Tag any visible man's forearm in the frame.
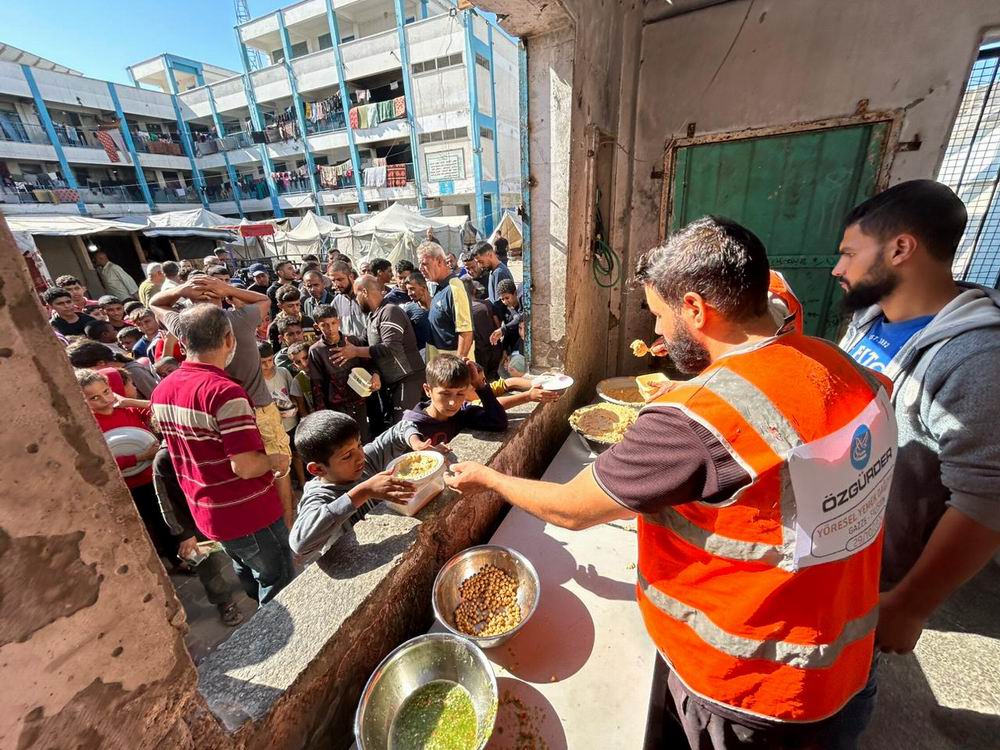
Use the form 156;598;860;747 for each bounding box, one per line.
891;507;1000;616
457;331;473;358
149;287;185;316
225;286;268;305
477;467;630;531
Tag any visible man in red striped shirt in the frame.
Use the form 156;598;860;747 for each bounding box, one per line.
151;304;294;605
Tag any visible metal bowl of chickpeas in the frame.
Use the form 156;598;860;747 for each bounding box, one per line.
433;545;541;649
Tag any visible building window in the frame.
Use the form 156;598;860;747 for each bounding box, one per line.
475;53;490;71
290;41;309;59
418;126;469;144
479;126;494;141
318;33;333;50
413;53;463;75
271;49;285;64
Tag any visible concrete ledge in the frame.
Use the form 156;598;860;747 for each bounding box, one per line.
192;402;560;748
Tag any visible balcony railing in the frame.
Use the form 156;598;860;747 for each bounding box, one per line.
150;184;202;204
305;109;347;136
79;183;148;204
273;171;313;195
53;125;105;150
0;120;51;146
132;132;185;156
349;97;406;130
192;130;256;156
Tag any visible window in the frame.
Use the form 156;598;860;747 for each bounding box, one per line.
314;155;329;166
418;126;469;144
290;41;309;59
271;49;285;64
412;53;463;75
479;126;494;141
475;53;490;71
318;33;333;50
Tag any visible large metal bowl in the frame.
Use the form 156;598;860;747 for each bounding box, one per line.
596;376;645;408
355;632;498;750
433;545;540;649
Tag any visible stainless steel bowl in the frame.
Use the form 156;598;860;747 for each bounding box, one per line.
355;632;498;750
433;545;541;649
596;376;644;408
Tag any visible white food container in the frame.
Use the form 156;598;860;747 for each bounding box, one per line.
348;367;373;397
383;450;447;517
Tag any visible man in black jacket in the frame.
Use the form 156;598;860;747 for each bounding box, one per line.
333;274;426;424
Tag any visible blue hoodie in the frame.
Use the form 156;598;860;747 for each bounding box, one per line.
400;385;508;446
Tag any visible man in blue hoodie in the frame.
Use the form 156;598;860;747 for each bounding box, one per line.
835;180;1000;666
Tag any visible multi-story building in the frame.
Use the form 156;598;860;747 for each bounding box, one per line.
0;0;522;233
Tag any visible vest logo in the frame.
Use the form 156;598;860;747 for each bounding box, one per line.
851;425;873;470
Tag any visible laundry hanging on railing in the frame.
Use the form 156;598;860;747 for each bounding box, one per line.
348;96;406;131
317;160;355;190
95;128;131;164
386;164;409;188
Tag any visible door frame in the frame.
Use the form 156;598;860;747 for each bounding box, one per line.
657;110;905;242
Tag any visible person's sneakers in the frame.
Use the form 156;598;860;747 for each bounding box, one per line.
217;602;243;627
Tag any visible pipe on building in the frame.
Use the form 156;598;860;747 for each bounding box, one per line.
393;0;427;210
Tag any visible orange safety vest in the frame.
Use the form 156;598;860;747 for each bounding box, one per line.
636;334;893;723
769;270;805;334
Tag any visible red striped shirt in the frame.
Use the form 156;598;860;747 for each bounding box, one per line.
150;361;282;541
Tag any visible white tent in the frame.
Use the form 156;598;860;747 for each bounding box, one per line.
265;211;352;259
4;215;150;236
488;209;523;252
344;203;466;263
142;208;234;238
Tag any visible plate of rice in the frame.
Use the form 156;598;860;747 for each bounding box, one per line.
568;403;638;453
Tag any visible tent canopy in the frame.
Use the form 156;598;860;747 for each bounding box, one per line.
3;215;148;236
488;210;523;251
349;202;458;235
142;208;234;238
285;211;351;241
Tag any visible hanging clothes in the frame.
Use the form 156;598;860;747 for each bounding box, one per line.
393;96;406;118
95;130;120;162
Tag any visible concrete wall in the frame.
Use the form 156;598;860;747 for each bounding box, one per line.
615;0;1000;373
0;220;198;749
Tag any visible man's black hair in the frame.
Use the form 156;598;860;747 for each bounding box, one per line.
370;257;392;275
844;179;968;262
42;287;71;305
276;316;303;334
302;254;319;262
117;326;142;344
84;320;113;340
295;411;361;465
425;354;471;389
55;275;81;288
67;340;120;367
257;341;275;358
276;284;301;303
497;278;517;296
634;216;770;323
162;261;179;276
312;304;339;322
406;270;428;288
123;300;144;316
394;259;415;275
473;241;495;257
98;295;122;307
275;259;294;271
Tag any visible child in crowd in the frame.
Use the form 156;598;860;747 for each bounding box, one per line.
98;296;129;332
286;342;313;417
123;301;145;320
289;411;417;557
401;354;508;450
85;319;121;347
489;278;524;355
45;287;95;337
130;308;161;359
154;356;180;379
55;274;97;312
268;284;317;350
274;317;305;373
74;368;175;565
259;341;305;499
308;304;380;441
116;326;143;354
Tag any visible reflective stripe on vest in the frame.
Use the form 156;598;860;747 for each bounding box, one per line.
638;572;878;669
644;366;803;571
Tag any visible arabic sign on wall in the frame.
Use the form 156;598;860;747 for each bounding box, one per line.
425;149;466;182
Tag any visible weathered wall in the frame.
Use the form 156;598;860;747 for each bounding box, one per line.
0;218;198;749
616;0;1000;372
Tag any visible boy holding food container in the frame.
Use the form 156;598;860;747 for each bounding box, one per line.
289;411;419;557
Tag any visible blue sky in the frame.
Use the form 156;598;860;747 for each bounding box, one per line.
0;0;292;84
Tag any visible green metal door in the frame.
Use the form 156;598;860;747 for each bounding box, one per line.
670;122;890;339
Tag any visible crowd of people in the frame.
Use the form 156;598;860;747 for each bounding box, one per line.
47;237;549;627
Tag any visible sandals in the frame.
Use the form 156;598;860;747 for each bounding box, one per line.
217;602;244;627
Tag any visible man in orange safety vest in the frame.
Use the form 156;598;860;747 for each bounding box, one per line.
447;216;897;748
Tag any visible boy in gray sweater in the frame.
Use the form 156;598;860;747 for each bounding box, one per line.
289;411;417;557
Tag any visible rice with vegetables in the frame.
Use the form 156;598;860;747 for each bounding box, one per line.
395;454;440;481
